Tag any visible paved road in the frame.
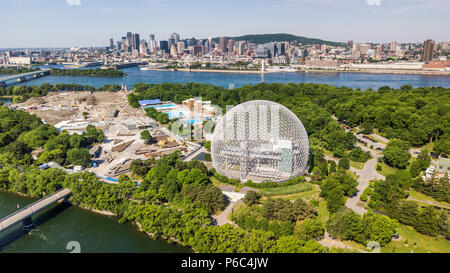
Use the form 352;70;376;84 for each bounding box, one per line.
318;232;367;253
212;187;257;226
345;143;385;215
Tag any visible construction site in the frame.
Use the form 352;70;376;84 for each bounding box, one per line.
14;90;201;182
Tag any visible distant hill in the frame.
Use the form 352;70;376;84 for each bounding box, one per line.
211;33;343;46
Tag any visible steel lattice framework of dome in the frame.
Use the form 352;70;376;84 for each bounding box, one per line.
211;100;309;183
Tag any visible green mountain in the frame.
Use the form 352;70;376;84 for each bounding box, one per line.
212;33;343;46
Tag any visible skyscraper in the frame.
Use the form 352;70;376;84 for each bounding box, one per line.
131;33;140;50
422;39;434;62
170;33;180;44
126;32;132;50
170;44;177;57
227;39;235;54
219;37;228;52
159;40;169;53
148;34;156;53
177;41;186;55
109;38;114;49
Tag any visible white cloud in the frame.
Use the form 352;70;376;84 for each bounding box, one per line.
66;0;81;6
367;0;381;6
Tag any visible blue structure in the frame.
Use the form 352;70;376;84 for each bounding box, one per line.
138;99;161;107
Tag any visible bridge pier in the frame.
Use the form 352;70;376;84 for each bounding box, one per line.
22;216;33;230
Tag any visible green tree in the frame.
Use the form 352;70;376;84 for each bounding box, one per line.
66;148;91;167
383;140;411;169
363;211;398;246
140;130;153;144
243;191;261;206
338;156;350;170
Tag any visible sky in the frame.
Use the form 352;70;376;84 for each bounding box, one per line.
1;0;450;48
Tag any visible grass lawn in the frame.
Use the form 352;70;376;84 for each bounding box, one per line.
331;223;450;253
375;162;397;177
317;200;329;225
408;189;450;209
310;143;334;157
259;182;314;196
350;161;365;170
382;224;450;253
210;176;233;188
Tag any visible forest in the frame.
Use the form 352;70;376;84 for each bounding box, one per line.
129;82;449;156
0;81;448;252
49;68;126;77
0;67;40;74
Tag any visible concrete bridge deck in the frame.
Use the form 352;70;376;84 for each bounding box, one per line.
0;68;50;84
0;188;72;232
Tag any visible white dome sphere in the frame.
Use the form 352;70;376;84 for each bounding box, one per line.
211;100;309;183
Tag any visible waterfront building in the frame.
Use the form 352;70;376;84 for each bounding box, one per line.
423;39;435;62
255;46;270;58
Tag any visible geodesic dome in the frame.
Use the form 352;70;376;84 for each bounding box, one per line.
211;100;309;183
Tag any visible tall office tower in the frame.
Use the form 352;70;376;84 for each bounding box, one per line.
140;42;148;55
276;42;285;56
422;39;435;62
237;41;245;55
126;32;132;50
264;42;277;58
121;36;127;49
192;45;203;56
159;40;169;53
116;41;122;51
170;33;180;44
149;34;155;41
170;44;178;57
168;38;176;49
219;37;228;52
227;39;235;54
131;33;140;50
177;41;186;55
148;40;157;53
109;38;114;49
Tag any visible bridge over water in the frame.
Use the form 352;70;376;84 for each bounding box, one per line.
0;188;72;232
0;68;50;87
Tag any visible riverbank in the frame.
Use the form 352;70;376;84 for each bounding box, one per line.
150;67;450;76
0;189;193;252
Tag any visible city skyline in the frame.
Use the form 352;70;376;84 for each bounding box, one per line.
2;0;450;48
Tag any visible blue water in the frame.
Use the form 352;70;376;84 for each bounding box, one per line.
145;104;176;109
185;119;203;124
12;65;450;90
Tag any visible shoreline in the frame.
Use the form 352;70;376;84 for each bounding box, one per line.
146;67;450;76
0;189;193;252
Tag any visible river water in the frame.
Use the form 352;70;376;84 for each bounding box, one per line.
0;191;190;253
13;65;450;89
2;66;450;253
